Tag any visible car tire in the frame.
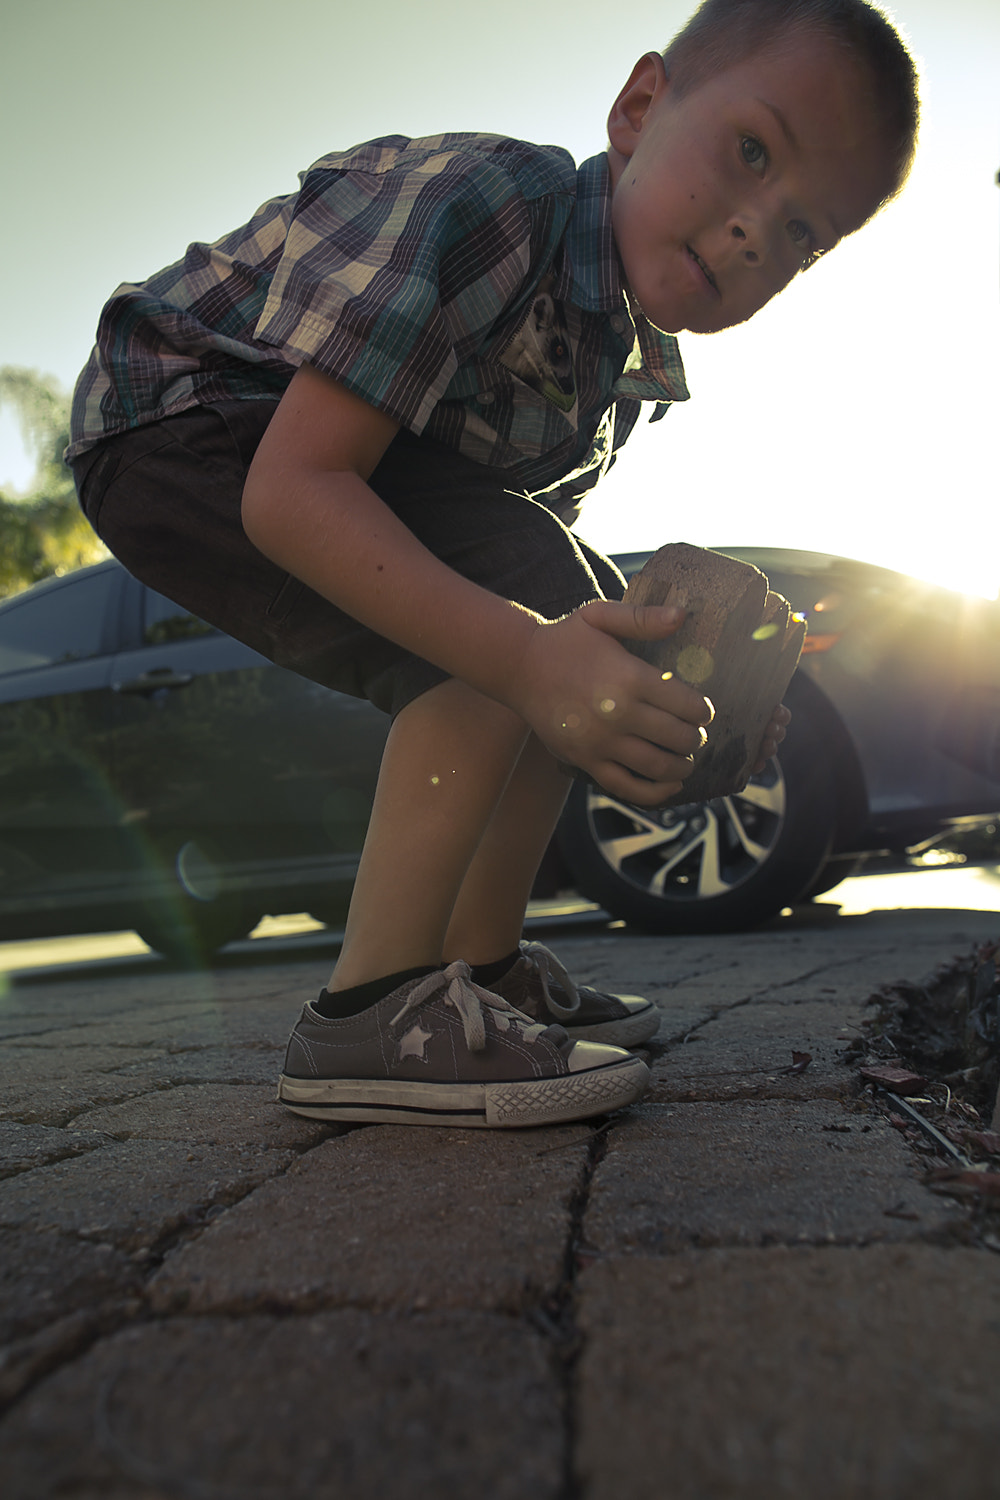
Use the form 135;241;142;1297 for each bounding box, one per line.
556;672;840;934
133;836;260;964
800;854;866;901
135;898;259;965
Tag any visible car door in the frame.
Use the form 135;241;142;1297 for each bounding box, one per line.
0;562;134;933
108;579;390;912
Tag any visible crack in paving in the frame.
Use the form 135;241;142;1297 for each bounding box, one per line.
522;1118;615;1500
0;1127;343;1413
647;942;909;1058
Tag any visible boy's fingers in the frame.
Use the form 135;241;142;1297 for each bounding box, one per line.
592;762;686;808
750;704;792;772
610;734;698;786
751;702;792;769
579;598;685;641
628;703;707;758
579;601;715;725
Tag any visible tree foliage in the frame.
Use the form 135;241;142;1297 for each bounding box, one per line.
0;367;108;599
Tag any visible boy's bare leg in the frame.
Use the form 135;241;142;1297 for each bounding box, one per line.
328;677;529;991
442;733;572;968
440;705;794;970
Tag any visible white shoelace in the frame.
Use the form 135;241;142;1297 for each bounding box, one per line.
519;941;581;1021
390;960;539;1054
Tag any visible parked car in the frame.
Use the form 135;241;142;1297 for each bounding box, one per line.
1;549;998;959
561;549;1000;931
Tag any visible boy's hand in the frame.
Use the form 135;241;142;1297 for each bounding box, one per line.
750;703;792;774
511;600;714;806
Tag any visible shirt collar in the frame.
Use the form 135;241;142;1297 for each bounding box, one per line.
555;152;689;404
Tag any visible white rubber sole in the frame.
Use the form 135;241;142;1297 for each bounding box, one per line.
277;1054;649;1128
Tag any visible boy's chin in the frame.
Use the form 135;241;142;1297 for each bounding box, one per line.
628;287;730;338
658;303;762;337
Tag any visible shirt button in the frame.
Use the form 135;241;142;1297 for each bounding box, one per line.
478;391;495;405
610;315;626;333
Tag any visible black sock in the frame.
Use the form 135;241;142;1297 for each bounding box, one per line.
470;949;522;988
313;965;438;1018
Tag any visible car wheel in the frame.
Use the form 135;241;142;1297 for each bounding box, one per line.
133;837;260;964
800;855;866;901
556;674;839;934
135;898;259;966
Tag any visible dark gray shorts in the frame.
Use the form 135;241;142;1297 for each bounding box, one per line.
72;399;625;717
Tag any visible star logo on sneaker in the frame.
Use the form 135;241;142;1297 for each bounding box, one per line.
397;1022;434;1064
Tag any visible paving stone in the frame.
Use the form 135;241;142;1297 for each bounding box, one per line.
71;1083;334;1149
649;1000;860;1101
0;1074;159;1128
0;1014;75;1042
0;1139;296;1251
150;1124;589;1315
111;1042;285;1087
0;1227;140;1345
0;1310;562;1500
0;1043;164;1080
584;1101;961;1253
643;993;722;1044
576;1246;1000;1500
5;1004;293;1054
569;934;913;1022
2;913;998;1495
0;1121;108;1179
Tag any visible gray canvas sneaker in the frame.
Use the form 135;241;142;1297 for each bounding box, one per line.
278;960;649;1128
485;941;660;1049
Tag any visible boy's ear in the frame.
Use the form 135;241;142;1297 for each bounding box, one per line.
607;53;667;158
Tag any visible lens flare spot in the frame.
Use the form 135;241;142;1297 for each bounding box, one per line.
660;671;674;682
561;713;581;732
752;623;779;642
676;645;714;684
599;697;617;715
430;775;440;786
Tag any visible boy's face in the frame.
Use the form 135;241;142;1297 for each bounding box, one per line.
607;31;894;335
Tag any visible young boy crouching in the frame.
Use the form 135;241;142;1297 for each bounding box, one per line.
68;0;918;1128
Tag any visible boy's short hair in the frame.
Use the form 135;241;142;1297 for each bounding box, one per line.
661;0;919;211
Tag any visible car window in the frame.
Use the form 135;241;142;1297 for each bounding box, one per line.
143;590;217;645
0;568;116;674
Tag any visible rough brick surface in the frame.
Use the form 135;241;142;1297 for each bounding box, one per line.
0;1311;562;1500
585;1101;961;1251
577;1247;1000;1500
149;1124;589;1315
1;907;998;1494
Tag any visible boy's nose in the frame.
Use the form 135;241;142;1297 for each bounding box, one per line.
730;223;760;265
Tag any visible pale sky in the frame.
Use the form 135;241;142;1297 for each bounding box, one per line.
2;0;998;595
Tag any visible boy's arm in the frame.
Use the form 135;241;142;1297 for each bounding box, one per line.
242;364;713;806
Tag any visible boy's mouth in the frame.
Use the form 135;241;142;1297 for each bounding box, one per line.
688;246;718;295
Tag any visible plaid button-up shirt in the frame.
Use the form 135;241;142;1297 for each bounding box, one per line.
69;134;688;513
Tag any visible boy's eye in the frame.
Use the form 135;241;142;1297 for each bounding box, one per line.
740;136;767;173
787;218;821;268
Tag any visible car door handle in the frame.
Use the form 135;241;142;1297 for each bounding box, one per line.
114;669;195;694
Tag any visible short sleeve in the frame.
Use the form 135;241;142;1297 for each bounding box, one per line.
253;147;538;433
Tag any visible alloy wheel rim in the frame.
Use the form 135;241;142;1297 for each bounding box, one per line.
584;761;787;903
